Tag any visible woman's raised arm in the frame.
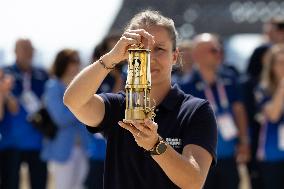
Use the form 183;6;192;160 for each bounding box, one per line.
63;29;155;127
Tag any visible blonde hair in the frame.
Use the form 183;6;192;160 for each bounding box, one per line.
261;44;284;94
125;10;178;51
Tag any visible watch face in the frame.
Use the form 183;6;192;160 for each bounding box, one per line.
157;142;167;154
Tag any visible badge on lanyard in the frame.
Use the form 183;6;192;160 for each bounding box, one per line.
94;133;105;139
217;113;238;141
21;90;41;115
20;73;41;115
278;124;284;151
204;81;238;141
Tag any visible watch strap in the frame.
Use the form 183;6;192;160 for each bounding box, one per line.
149;136;167;155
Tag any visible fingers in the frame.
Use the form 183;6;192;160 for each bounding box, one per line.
236;144;251;163
118;118;158;138
124;29;155;48
120;36;139;46
129;29;155;46
130;120;152;136
119;120;159;151
118;121;146;138
123;32;142;44
4;75;13;84
0;73;13;93
144;118;158;132
0;70;3;79
118;120;155;137
118;121;136;134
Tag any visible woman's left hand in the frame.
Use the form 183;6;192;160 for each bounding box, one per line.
118;118;159;151
236;143;251;164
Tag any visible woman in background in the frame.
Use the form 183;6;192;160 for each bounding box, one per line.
255;44;284;189
85;34;124;189
41;49;89;189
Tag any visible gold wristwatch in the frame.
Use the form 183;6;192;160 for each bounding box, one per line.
149;136;167;156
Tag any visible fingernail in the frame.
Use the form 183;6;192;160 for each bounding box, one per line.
118;121;122;125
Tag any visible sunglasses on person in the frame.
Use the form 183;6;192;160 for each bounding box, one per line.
276;23;284;30
209;47;220;54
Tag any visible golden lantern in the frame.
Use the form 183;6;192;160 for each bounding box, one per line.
123;44;155;123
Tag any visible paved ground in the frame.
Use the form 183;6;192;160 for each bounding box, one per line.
20;163;54;189
20;163;251;189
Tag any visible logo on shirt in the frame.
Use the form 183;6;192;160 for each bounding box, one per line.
165;138;182;149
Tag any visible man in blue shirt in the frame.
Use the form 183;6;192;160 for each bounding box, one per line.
1;39;48;189
0;70;18;188
180;33;250;189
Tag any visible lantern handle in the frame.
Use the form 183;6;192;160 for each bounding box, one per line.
145;98;156;121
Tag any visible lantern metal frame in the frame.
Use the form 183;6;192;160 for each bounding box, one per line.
123;47;155;123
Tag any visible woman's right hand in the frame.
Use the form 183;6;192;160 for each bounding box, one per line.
278;77;284;97
104;29;155;65
0;70;14;96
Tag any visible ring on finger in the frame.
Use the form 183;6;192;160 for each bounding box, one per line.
136;131;141;137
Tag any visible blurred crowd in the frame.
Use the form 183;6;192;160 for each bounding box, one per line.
0;16;284;189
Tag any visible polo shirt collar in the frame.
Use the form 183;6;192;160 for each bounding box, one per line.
13;63;34;75
191;69;221;90
158;84;185;111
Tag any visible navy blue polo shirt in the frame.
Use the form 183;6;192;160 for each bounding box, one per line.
86;85;217;189
97;75;116;93
88;75;115;160
180;70;240;158
0;109;13;150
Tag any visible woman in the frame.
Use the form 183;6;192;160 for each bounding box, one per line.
85;35;124;189
254;44;284;189
64;10;217;189
41;49;89;189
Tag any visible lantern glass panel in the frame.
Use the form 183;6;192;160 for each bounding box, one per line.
131;91;145;109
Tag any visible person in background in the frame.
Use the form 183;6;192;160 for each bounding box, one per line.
180;33;250;189
0;70;18;188
171;40;194;84
64;10;217;189
0;70;17;120
41;49;89;189
85;34;124;189
243;17;284;189
2;38;48;189
91;33;124;94
247;17;284;81
254;44;284;189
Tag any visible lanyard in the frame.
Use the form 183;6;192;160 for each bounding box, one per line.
23;73;31;91
204;81;229;113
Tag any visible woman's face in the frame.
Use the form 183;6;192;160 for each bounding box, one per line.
273;52;284;81
145;25;178;86
65;55;81;78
